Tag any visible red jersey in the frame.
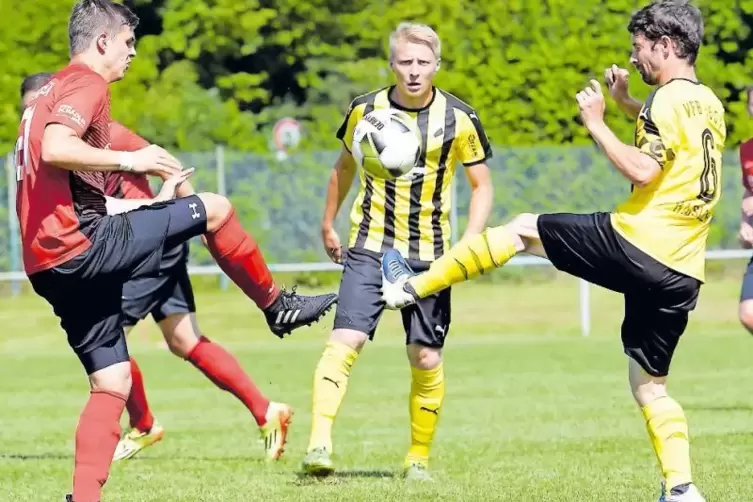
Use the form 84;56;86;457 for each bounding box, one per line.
741;138;753;192
105;121;154;200
15;64;112;275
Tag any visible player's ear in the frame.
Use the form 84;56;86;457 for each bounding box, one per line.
96;33;108;55
436;58;441;71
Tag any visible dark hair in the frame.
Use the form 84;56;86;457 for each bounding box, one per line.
628;1;703;64
68;0;139;56
20;72;53;97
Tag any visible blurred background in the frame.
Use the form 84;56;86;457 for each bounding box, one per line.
1;0;753;311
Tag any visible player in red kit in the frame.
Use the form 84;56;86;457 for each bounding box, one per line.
15;2;336;500
738;87;753;332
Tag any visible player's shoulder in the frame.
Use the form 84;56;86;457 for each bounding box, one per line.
348;87;389;110
649;79;722;111
54;64;108;89
436;88;478;118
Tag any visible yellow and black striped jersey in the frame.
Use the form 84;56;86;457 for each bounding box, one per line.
611;78;726;282
337;86;492;262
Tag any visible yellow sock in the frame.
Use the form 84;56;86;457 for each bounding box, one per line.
308;341;359;453
407;364;445;465
642;396;692;490
411;226;517;298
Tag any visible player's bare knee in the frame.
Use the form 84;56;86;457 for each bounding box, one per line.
407;344;442;370
628;359;667;406
89;361;132;396
159;314;200;358
330;329;368;352
197;192;232;231
506;213;540;252
739;301;753;333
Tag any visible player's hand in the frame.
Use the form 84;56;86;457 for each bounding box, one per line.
604;64;631;102
322;225;344;264
130;145;184;177
739;221;753;249
576;79;606;127
154;168;195;202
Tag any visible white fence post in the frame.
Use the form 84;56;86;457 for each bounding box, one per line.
579;279;590;337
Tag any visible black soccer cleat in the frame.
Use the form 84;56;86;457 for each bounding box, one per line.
264;286;338;338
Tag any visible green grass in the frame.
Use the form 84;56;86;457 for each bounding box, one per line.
0;268;752;501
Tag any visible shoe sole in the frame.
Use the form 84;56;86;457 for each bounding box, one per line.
266;406;293;461
113;429;165;461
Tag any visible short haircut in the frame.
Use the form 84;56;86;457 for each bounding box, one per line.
20;72;53;97
388;22;441;63
628;1;703;64
68;0;139;56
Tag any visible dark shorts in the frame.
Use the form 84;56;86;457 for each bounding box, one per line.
537;212;701;377
333;247;451;348
121;242;196;327
28;195;208;375
741;257;753;302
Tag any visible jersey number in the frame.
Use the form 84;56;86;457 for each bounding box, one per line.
697;128;718;203
14;105;35;182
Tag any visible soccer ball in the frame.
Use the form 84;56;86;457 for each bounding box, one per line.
352;108;422;180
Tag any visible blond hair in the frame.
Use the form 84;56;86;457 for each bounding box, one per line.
388;22;441;63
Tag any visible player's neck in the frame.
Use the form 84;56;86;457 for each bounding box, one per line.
390;87;434;110
657;64;697;86
69;55;111;82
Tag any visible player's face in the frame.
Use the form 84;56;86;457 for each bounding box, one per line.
101;26;137;83
629;33;663;85
21;92;34;111
390;41;437;100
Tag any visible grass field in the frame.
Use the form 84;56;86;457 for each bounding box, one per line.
1;267;752;501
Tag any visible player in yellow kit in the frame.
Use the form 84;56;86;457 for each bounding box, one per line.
382;2;719;501
302;22;494;480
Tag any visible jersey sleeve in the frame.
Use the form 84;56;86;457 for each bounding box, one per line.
740;139;753;192
636;93;680;168
335;101;366;153
120;173;155;199
47;73;109;138
110;121;150;151
455;110;493;166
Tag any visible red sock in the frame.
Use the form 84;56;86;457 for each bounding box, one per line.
73;390;127;502
204;209;279;310
126;358;154;432
187;336;270;426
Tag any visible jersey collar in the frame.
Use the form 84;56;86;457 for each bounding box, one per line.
387;85;437;112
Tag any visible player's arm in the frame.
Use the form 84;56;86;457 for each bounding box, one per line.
457;111;494;239
105;169;194;215
321;102;362;229
578;81;661;187
42;76;181;175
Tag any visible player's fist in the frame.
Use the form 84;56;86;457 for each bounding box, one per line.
321;225;344;264
576;79;605;127
128;144;184;177
604;64;631;102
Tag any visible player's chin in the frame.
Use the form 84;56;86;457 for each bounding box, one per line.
404;83;424;95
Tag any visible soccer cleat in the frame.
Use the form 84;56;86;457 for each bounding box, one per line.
403;460;432;482
260;402;293;460
302;447;335;477
381;249;419;310
264;286;338;338
112;420;165;461
659;482;706;502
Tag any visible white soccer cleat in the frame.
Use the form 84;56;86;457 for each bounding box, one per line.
659;482;706;502
380;249;419;310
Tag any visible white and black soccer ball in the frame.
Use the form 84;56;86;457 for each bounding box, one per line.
352;108;422;180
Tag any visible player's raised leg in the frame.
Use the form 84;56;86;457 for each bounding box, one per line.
381;214;541;308
189;193;337;337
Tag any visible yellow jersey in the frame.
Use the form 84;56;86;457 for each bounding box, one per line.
337;86;492;262
611;78;726;282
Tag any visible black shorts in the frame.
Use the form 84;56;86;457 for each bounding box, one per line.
333;247;451;348
28;195;208;375
121;242;196;327
537;212;701;377
741;257;753;302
